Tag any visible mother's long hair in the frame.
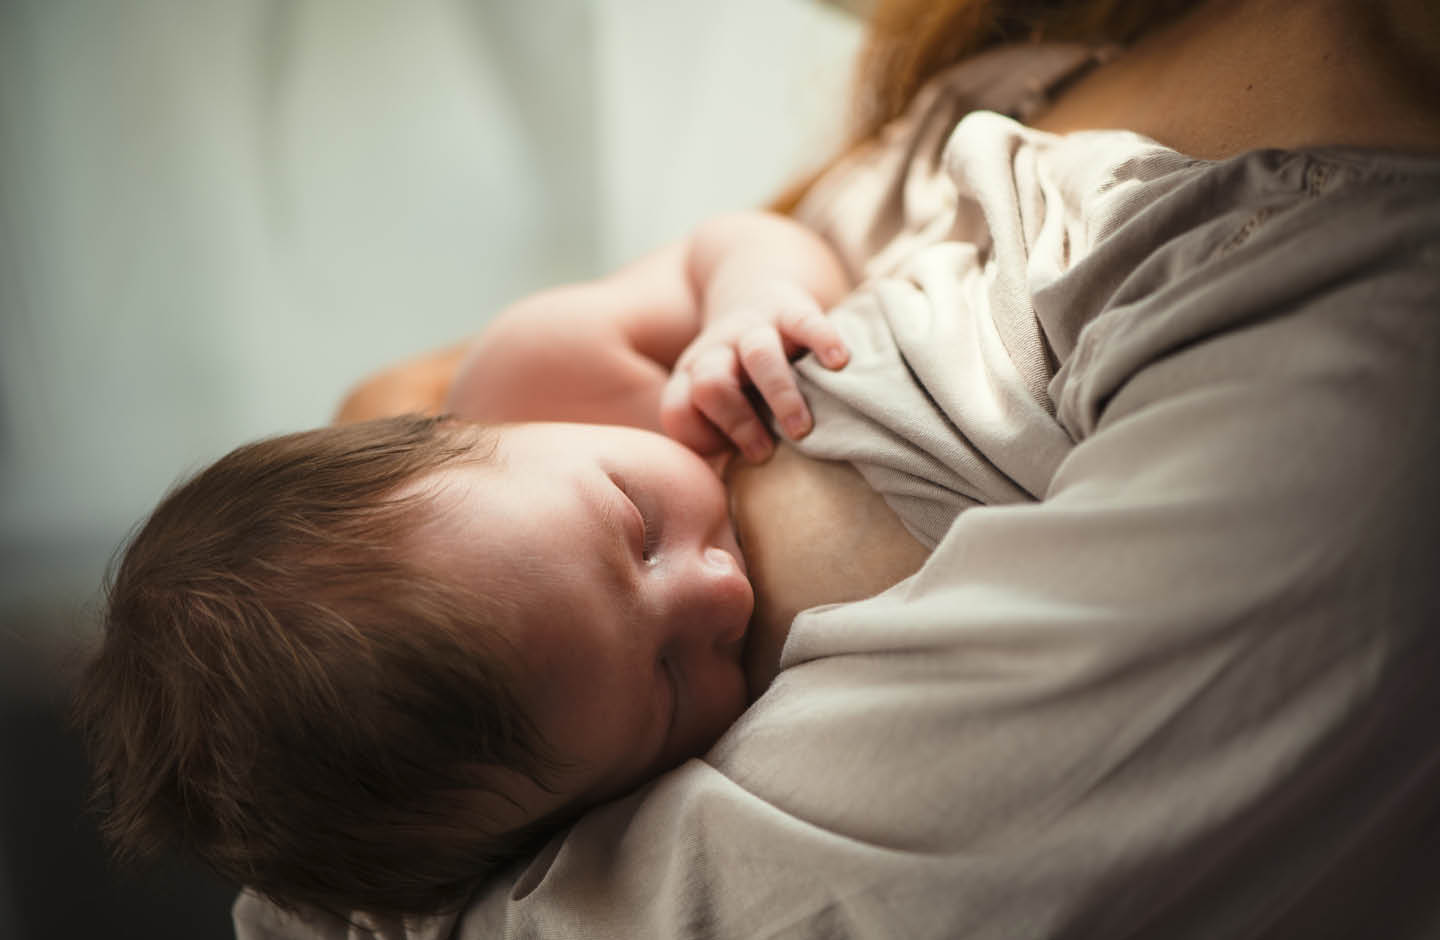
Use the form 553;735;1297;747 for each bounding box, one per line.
774;0;1200;213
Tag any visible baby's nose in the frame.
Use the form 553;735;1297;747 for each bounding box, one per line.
678;545;750;645
703;546;739;576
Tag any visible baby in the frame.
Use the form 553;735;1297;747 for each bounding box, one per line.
74;210;852;919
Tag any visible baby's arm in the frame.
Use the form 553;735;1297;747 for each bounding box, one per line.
662;212;852;461
439;240;696;431
335;211;851;447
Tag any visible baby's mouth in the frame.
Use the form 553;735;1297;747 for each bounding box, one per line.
705;449;735;480
725;484;748;578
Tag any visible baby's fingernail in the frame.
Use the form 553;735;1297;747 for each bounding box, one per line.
824;345;848;368
783;413;811;438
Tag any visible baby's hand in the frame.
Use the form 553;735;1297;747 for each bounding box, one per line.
660;280;848;462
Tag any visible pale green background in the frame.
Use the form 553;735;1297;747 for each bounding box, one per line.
0;0;862;640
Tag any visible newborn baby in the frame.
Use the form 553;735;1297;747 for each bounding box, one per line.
74;209;884;919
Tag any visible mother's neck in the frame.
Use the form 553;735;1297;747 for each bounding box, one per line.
1032;0;1440;159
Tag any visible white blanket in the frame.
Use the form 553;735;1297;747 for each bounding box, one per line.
237;44;1440;939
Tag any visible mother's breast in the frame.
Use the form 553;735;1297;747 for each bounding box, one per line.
725;442;931;697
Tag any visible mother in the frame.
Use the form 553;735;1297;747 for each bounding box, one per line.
242;0;1440;936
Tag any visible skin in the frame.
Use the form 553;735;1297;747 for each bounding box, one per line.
1029;0;1440;159
725;444;931;695
403;422;754;823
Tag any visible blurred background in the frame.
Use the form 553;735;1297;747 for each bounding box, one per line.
0;1;862;936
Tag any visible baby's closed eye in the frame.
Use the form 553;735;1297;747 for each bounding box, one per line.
609;473;661;562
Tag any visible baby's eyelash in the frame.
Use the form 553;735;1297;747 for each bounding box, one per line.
610;472;660;562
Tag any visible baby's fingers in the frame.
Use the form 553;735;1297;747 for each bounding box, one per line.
776;304;849;370
689;347;774;463
737;326;812;440
659;371;730;456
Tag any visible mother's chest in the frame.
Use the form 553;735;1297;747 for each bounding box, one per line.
726;443;931;690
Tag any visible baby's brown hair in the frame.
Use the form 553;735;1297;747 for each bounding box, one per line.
73;415;562;918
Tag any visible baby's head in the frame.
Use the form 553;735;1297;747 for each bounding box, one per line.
74;415;752;918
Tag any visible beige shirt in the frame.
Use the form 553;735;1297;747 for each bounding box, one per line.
237;44;1440;940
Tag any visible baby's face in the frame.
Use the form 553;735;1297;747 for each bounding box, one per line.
407;423;753;823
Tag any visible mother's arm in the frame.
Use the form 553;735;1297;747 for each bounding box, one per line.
333;342;470;425
239;261;1440;940
243;190;1440;938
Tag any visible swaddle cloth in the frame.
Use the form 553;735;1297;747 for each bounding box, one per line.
237;43;1440;940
